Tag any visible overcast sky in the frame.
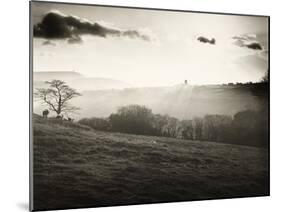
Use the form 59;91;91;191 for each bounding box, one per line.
32;2;268;86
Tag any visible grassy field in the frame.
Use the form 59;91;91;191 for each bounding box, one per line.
32;114;269;211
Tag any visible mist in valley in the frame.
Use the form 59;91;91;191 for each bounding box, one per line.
33;71;265;120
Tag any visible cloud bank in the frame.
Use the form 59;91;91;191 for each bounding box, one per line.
34;10;152;42
232;34;263;50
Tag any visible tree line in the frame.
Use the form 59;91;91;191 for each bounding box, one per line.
34;80;268;148
79;104;268;148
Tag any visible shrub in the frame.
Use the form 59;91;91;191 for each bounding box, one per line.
109;105;155;135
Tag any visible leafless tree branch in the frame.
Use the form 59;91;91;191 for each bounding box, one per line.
34;80;82;116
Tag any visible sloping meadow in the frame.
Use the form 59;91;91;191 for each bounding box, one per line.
32;115;269;210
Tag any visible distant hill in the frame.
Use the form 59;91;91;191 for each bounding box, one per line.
68;77;131;91
34;71;83;81
33;71;131;91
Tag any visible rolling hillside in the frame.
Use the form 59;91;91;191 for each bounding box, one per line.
33;71;268;120
32;114;269;210
74;83;267;119
34;81;268;120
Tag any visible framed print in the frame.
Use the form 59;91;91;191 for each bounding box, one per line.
30;1;269;211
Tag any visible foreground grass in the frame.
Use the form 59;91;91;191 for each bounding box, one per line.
32;115;269;211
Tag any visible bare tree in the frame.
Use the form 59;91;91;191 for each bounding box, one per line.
35;80;81;117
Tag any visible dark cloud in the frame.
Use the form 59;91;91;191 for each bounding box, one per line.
245;42;262;50
34;11;151;42
232;34;263;50
197;36;216;45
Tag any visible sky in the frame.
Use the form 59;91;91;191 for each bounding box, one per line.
32;2;269;86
